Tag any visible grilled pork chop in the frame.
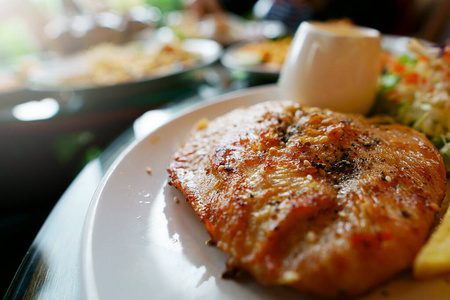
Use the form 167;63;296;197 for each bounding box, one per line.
167;100;446;297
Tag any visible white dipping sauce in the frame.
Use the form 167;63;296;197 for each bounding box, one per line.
278;21;381;115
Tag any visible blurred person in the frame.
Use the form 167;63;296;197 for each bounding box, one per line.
186;0;399;32
184;0;255;44
187;0;257;17
411;0;450;44
186;0;448;43
263;0;400;33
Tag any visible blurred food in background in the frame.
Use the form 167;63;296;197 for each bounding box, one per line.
226;19;350;70
0;71;24;94
0;0;447;91
25;35;222;106
376;39;450;171
0;0;447;192
219;19;359;79
47;39;201;87
225;36;292;71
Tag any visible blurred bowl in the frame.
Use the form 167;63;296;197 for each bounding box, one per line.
26;38;222;103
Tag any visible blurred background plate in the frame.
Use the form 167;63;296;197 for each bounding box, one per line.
381;34;434;54
26;38;222;102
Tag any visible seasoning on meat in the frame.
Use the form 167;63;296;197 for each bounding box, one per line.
167;100;446;298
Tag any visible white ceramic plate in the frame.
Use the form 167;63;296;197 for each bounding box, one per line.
27;38;222;93
81;84;450;300
381;35;434;55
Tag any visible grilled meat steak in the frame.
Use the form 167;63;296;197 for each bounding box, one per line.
167;100;446;297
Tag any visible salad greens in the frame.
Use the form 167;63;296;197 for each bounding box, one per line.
376;39;450;172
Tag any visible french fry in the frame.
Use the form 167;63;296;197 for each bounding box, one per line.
413;183;450;279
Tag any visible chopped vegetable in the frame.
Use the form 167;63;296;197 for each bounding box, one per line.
376;39;450;171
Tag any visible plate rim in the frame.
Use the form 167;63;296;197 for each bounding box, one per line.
79;84;280;300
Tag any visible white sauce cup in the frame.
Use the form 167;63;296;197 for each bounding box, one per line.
278;21;381;114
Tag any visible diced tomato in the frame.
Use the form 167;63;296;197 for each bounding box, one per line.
403;72;419;84
385;90;398;100
391;61;405;74
417;54;429;63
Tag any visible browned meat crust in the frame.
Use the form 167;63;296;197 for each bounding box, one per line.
167;100;446;298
